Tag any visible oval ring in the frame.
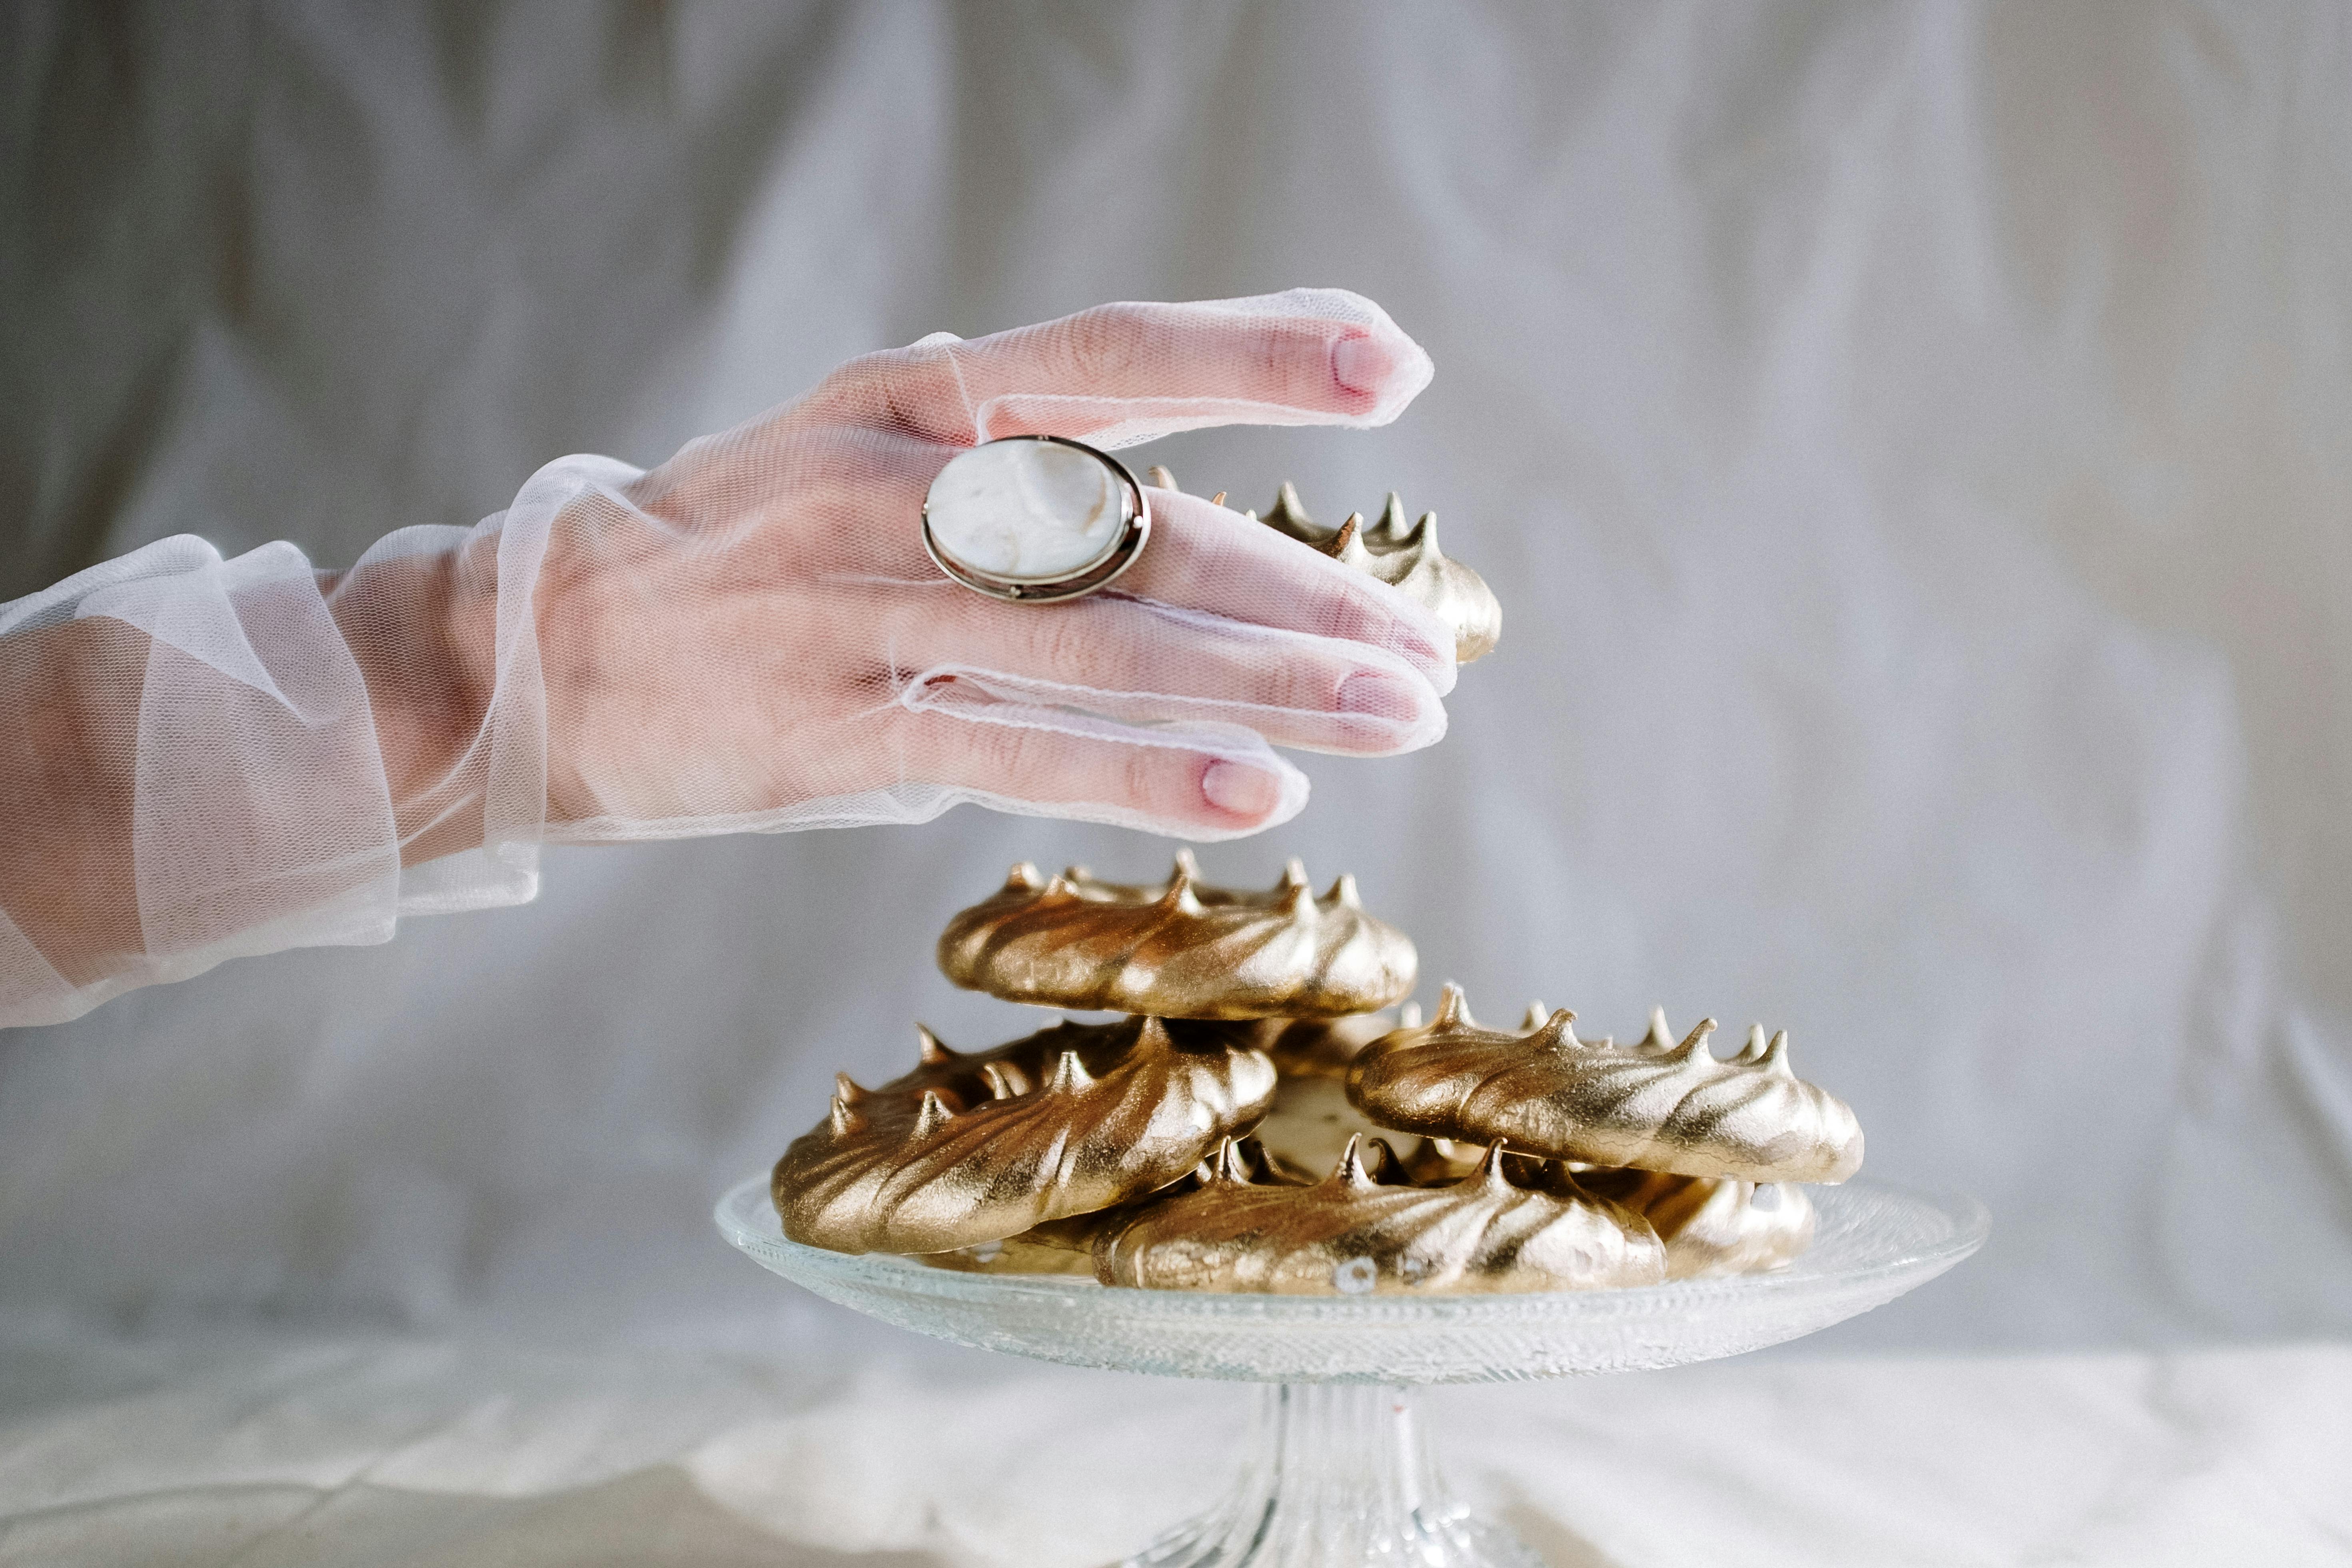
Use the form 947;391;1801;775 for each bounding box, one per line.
922;435;1152;604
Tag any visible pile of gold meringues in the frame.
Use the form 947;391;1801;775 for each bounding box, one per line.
771;854;1864;1296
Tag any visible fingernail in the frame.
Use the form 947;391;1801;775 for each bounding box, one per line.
1331;334;1392;395
1202;759;1281;818
1337;670;1418;721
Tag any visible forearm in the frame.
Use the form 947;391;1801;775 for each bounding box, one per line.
0;534;467;1027
0;617;144;985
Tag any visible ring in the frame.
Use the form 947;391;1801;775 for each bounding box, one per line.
922;435;1152;603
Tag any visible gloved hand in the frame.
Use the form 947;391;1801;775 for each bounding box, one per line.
0;290;1452;1026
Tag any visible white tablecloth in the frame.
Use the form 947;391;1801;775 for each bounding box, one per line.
5;1327;2345;1566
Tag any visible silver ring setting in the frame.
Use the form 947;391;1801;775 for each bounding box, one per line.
921;435;1152;604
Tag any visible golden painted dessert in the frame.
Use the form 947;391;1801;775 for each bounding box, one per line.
773;1016;1276;1254
1346;988;1864;1184
937;853;1416;1020
774;855;1863;1291
1575;1167;1816;1280
1094;1136;1665;1294
918;1137;1298;1274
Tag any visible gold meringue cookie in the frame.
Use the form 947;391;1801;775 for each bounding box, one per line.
936;853;1417;1021
920;1136;1302;1275
1346;988;1865;1184
1575;1167;1816;1279
1256;484;1501;664
1094;1137;1665;1294
773;1015;1277;1254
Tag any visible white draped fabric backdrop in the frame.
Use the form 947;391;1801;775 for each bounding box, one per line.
3;4;2348;1563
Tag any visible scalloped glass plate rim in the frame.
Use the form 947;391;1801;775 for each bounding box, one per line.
715;1171;1988;1321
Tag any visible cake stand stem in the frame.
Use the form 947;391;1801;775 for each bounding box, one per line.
1117;1384;1543;1568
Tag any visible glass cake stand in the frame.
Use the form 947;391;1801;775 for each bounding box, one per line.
717;1174;1987;1566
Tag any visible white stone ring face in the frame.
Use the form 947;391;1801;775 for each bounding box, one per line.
922;435;1152;603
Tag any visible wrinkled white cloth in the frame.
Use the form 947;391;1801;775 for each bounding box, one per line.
0;290;1451;1027
2;1328;2345;1566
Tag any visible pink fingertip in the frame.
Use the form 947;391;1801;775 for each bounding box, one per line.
1201;760;1282;819
1331;334;1394;396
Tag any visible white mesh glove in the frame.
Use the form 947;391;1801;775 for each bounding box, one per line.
0;290;1453;1026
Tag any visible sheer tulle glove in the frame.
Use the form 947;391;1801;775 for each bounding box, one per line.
0;290;1450;1025
462;288;1453;847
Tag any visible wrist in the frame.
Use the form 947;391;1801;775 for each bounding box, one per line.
333;543;499;867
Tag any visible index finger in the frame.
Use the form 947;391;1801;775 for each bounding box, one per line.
802;288;1434;448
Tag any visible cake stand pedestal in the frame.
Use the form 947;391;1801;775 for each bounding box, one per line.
716;1176;1987;1566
